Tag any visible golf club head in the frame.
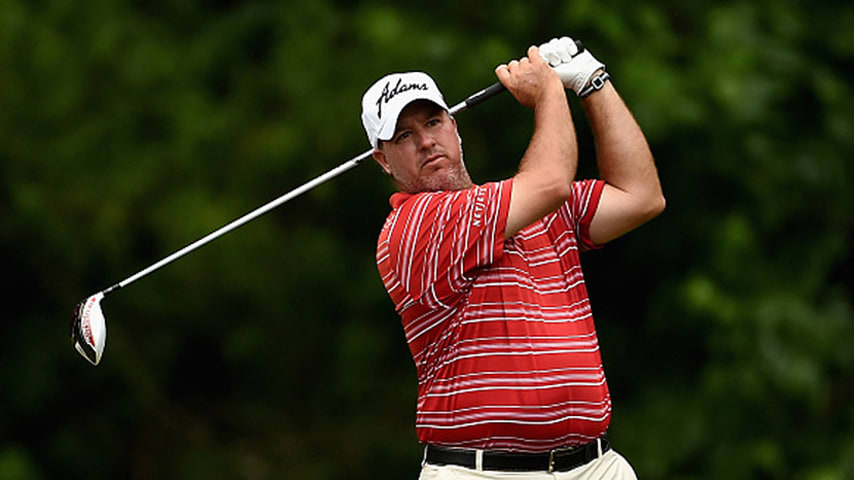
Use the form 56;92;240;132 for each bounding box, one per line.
70;292;107;365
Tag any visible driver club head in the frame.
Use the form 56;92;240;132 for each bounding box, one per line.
70;293;107;365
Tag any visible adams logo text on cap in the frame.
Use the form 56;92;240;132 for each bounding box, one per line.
361;71;449;148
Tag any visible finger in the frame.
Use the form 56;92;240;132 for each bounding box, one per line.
537;43;550;63
507;59;520;71
544;39;562;67
495;64;511;83
527;45;544;65
557;37;575;62
549;38;563;63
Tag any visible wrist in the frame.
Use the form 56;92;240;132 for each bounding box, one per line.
579;70;610;98
533;83;571;120
535;78;568;106
581;69;605;89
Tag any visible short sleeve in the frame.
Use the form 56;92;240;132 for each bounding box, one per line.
567;179;605;251
379;180;512;309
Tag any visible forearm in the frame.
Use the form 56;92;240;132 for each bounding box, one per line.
497;45;583;238
529;36;663;243
517;88;578;192
582;81;664;206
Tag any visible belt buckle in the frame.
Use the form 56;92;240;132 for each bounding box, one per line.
548;445;573;473
548;443;585;473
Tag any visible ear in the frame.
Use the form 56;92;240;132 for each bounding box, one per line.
450;115;462;145
372;148;392;176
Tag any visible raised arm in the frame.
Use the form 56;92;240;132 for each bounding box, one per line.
539;36;665;244
583;79;665;244
496;46;578;239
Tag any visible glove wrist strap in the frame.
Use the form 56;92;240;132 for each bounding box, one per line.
579;71;610;98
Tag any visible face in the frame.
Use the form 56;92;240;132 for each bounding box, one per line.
373;100;473;193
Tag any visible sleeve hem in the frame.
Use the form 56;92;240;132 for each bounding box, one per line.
493;178;513;257
578;180;606;251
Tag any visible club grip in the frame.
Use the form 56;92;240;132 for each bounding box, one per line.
451;38;587;114
463;82;506;110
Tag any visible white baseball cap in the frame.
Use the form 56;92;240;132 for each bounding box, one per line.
361;71;449;148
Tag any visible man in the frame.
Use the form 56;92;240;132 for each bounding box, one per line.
361;36;665;479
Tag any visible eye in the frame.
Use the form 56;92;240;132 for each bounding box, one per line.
426;118;441;127
394;131;411;143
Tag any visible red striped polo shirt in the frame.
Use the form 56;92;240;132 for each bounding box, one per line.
376;178;608;452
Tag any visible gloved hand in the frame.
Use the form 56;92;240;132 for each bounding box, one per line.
538;36;606;96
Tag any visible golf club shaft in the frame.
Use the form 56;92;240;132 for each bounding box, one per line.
103;150;371;295
450;82;505;114
102;81;508;296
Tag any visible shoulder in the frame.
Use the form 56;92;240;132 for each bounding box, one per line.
381;182;509;243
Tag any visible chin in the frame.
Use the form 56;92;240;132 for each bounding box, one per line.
424;171;473;192
396;162;473;193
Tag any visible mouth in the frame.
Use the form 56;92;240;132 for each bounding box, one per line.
421;153;445;169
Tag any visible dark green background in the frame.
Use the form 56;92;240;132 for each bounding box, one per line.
2;1;852;478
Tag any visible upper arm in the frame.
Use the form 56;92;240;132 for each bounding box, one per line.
505;172;572;239
587;183;666;245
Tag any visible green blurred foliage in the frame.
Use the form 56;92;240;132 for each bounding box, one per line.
1;0;852;479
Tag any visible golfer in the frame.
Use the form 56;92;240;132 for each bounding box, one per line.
361;36;664;479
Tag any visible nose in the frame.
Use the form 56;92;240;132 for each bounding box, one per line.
415;130;436;151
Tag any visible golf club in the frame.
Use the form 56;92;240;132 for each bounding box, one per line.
70;80;508;366
71;39;589;366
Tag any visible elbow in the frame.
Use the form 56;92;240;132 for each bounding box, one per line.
537;176;574;216
645;192;666;221
553;177;574;204
654;192;667;215
547;177;574;210
530;169;574;208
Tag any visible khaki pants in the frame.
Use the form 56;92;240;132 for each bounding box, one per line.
419;449;638;480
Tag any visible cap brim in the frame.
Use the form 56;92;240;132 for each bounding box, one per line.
375;96;449;145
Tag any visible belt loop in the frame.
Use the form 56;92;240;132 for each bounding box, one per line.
475;450;484;471
597;438;603;457
422;445;429;466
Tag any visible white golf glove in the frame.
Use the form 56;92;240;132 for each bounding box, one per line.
539;36;606;96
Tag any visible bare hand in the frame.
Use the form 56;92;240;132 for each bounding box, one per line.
495;46;564;110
